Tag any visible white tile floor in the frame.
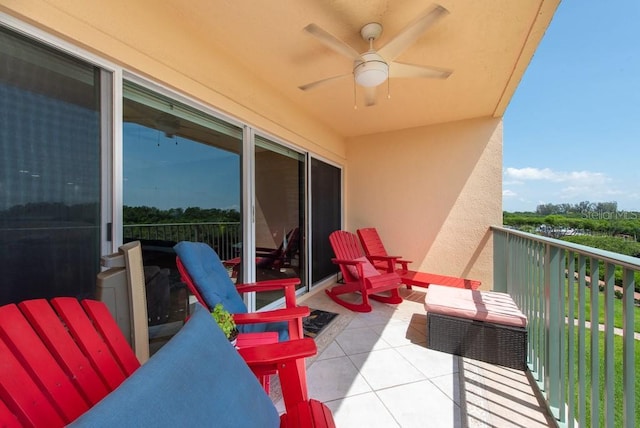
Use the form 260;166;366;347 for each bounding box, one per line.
275;286;554;428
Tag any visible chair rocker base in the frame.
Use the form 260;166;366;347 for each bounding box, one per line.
325;285;402;313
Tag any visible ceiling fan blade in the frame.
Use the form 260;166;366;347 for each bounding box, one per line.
389;61;452;79
298;73;350;91
363;86;377;106
378;4;449;61
304;24;362;60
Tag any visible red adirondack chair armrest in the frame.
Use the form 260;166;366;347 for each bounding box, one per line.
233;306;309;325
393;258;411;270
237;338;316;366
368;255;411;270
236;278;300;308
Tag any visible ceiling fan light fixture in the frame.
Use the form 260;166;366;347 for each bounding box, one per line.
354;52;389;87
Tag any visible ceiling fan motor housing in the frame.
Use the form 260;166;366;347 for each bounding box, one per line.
354;52;389;87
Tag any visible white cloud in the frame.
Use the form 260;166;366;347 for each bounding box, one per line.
504;167;608;184
502;166;637;212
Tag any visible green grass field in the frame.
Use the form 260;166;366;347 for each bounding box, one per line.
566;329;639;427
558;285;639;426
565;285;640;332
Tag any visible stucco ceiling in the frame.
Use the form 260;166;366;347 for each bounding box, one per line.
163;0;558;138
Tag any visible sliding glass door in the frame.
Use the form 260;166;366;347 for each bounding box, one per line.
122;82;242;334
0;26;105;305
253;136;305;309
311;158;342;284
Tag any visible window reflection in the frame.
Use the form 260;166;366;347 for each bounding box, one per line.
123;83;242;349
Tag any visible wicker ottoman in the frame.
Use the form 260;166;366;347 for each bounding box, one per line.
424;285;527;370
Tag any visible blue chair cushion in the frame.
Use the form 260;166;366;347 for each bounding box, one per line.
240;319;290;341
174;241;290;341
174;241;247;314
69;304;279;428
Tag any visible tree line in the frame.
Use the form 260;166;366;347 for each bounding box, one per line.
123;206;240;225
504;201;639;239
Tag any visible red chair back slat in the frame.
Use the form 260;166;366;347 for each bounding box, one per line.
0;304;89;423
329;230;364;281
49;298;127;390
357;227;388;258
0;336;65;427
0;398;23;428
329;230;362;260
18;299;112;405
81;299;141;377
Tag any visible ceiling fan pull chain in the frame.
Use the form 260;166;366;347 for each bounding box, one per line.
353;77;358;110
387;75;391;99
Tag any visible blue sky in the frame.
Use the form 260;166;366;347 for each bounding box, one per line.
503;0;640;213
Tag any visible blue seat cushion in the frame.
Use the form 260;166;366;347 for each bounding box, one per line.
69;304;279;428
174;241;247;314
240;319;289;341
174;241;289;341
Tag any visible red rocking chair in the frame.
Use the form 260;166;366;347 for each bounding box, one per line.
357;227;481;290
326;230;403;312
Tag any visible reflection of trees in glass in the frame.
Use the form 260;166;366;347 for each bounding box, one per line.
123;205;240;224
123;206;241;260
0;202;99;225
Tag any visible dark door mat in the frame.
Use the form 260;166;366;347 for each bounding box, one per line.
303;309;339;338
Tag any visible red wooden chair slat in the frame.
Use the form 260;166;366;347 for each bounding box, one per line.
0;398;23;428
81;299;141;377
18;299;111;405
0;337;65;427
0;304;89;423
49;297;127;390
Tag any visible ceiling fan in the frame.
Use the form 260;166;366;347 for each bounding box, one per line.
299;4;452;106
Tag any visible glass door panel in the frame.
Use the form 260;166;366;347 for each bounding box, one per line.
311;158;341;284
123;82;242;345
254;136;305;309
0;27;103;305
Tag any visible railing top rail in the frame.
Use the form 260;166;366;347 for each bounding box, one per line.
491;225;640;271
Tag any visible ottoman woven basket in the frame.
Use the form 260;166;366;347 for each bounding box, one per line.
425;285;527;370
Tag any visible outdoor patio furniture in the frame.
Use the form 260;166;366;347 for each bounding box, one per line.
224;227;301;278
174;241;307;342
326;230;403;312
424;285;528;369
0;298;334;427
357;227;482;290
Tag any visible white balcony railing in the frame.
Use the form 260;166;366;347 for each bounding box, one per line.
492;226;638;428
123;222;241;261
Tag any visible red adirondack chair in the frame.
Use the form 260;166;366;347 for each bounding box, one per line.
0;298;334;427
357;227;482;290
326;230;403;312
224;227;300;278
174;241;310;394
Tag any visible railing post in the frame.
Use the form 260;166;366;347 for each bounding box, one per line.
589;258;600;426
622;268;635;428
604;263;615;428
577;255;587;428
493;229;508;292
566;251;575;428
545;244;562;419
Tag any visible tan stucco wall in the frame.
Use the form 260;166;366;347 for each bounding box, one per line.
346;117;503;289
0;0;346;164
